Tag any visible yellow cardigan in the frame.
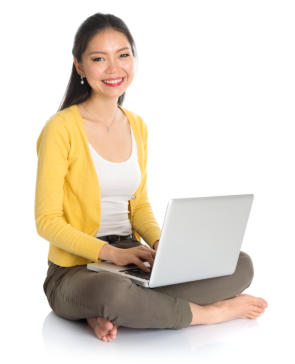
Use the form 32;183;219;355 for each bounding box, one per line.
35;104;161;267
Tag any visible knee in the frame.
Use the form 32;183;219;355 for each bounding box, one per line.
82;272;133;309
236;251;254;288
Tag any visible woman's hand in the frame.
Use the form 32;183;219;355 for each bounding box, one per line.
98;244;155;272
153;240;159;251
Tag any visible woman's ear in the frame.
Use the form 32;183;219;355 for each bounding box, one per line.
73;58;85;77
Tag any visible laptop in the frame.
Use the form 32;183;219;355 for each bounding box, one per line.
87;194;254;288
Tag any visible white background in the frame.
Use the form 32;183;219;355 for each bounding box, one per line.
1;0;294;363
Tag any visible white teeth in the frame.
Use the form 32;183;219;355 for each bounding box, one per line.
103;78;123;84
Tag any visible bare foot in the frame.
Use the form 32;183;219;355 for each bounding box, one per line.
189;294;268;325
87;317;118;342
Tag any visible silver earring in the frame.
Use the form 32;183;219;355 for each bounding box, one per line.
80;75;84;85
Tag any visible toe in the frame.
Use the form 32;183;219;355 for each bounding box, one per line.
111;326;117;335
106;335;113;342
248;310;261;318
247;314;258;319
251;309;263;316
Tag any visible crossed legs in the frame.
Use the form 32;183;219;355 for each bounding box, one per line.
43;250;267;341
84;250;267;341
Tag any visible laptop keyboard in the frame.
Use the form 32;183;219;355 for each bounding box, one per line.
119;267;151;280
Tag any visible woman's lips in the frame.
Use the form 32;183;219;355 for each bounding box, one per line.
102;77;124;87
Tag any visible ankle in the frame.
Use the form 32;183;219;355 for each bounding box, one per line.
189;301;218;325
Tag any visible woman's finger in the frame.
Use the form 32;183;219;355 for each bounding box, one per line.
138;246;156;257
136;249;155;267
132;256;151;272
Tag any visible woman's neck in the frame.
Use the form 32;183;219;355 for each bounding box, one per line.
81;94;120;123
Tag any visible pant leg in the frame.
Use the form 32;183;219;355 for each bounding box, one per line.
43;239;254;329
43;261;192;329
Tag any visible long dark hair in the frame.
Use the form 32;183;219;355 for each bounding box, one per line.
58;13;137;111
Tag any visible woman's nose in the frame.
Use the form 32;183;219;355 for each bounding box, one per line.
105;59;119;72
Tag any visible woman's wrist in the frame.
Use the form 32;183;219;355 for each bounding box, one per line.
98;243;117;261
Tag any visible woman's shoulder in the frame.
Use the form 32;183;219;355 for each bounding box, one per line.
39;105;81;139
46;105;77;126
36;105;80;148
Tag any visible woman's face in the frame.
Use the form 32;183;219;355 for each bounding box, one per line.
74;29;135;100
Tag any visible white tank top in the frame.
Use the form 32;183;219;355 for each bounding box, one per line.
88;126;141;237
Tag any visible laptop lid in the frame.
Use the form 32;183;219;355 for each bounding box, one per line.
148;194;254;287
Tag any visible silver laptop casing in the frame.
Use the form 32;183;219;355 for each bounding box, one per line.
87;194;254;288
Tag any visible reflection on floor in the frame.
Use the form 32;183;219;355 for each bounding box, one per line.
41;287;285;364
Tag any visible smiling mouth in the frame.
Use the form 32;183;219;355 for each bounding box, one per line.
102;77;124;86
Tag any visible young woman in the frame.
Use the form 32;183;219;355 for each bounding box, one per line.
35;13;268;343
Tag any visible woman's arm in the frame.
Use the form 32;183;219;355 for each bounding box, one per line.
35;116;107;262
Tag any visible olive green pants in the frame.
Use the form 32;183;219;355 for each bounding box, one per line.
43;238;254;329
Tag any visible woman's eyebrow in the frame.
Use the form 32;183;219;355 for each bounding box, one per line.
88;47;130;56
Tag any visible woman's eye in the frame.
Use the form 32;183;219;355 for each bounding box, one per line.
93;54;130;62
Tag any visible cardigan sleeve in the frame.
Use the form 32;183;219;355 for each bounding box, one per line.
131;118;162;248
34;116;107;261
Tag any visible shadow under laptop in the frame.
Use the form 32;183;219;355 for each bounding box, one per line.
42;310;259;360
